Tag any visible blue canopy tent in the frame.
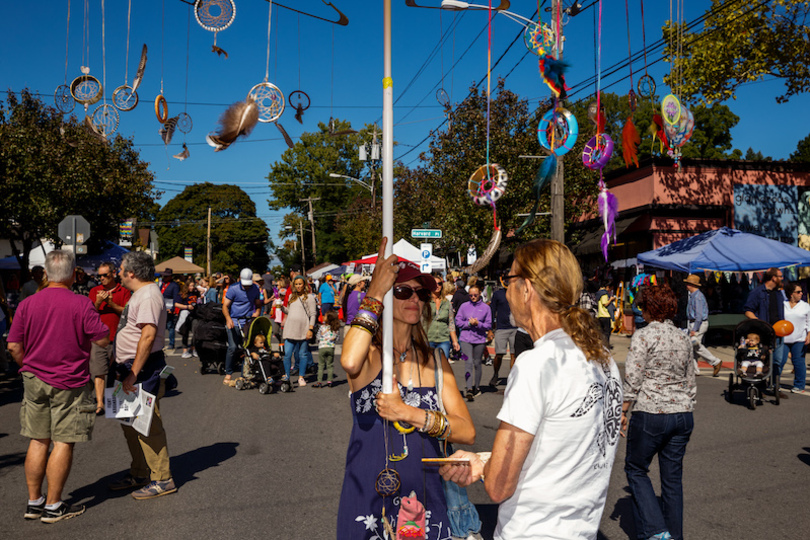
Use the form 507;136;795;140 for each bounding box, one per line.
637;227;810;273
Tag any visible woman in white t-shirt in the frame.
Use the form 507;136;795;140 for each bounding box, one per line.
440;239;622;540
781;282;810;393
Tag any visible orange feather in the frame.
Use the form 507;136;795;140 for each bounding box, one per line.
622;117;641;168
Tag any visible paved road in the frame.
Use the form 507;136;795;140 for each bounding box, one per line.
1;335;808;539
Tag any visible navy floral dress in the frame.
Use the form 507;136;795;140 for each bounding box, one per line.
337;370;452;540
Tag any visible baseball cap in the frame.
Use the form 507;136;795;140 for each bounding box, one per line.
239;268;253;287
396;261;438;292
325;274;333;281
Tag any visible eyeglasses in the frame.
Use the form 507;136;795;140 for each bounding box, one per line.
98;272;111;278
503;274;522;286
469;293;481;299
393;284;431;302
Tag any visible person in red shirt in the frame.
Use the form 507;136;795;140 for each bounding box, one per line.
88;262;132;414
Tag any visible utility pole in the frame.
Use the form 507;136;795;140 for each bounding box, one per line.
550;0;565;244
300;197;320;265
206;207;212;277
298;218;307;271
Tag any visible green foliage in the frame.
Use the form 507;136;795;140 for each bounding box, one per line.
744;148;772;161
791;134;810;163
155;183;269;276
663;0;810;104
0;89;158;272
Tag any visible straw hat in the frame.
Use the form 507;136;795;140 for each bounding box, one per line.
684;274;702;287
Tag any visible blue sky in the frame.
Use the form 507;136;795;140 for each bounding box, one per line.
3;0;808;262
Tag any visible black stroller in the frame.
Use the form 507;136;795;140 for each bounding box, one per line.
727;319;780;409
235;316;292;394
191;302;228;375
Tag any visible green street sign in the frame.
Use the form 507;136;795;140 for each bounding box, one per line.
411;229;442;239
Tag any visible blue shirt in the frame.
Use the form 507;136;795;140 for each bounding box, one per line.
319;282;336;304
686;289;709;332
490;289;514;330
225;283;260;321
743;284;785;324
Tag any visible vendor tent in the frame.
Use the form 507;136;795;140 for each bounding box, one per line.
637;227;810;273
154;256;204;275
350;239;445;270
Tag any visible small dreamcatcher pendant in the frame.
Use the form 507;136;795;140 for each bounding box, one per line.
195;0;235;58
289;90;310;124
71;70;103;113
375;468;401;498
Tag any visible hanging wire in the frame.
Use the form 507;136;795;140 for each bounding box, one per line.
64;0;71;84
160;0;165;94
297;13;301;89
124;0;131;85
82;0;89;69
625;0;633;90
101;0;106;104
184;5;190;112
640;0;649;76
265;0;272;81
485;0;492;170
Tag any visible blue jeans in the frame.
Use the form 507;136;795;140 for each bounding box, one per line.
625;411;694;540
321;302;333;316
225;325;244;376
772;336;785;378
779;341;807;390
429;341;452;362
283;339;313;378
166;312;177;348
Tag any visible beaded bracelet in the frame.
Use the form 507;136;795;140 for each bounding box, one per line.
352;314;379;335
356;309;379;322
418;409;434;434
359;296;384;316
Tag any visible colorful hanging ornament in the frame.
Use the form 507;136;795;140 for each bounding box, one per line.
538;55;569;99
290;90;310;124
661;94;681;125
582;134;614;170
467;164;507;208
598;180;619;262
537;108;578;156
621;118;641;168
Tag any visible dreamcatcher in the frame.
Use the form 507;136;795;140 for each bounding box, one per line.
464;5;504;275
536;5;569;99
620;0;640;168
195;0;235;58
89;0;118;139
113;0;145;112
173;7;194;160
636;0;656;100
661;0;692;168
71;1;102;113
55;0;76;114
584;0;617;262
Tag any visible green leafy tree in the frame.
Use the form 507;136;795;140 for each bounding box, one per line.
663;0;810;104
267;120;382;265
791;134;810;163
744;148;772;161
155;183;269;276
0;89;158;275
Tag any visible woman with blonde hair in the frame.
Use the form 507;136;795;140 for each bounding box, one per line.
281;275;316;386
441;239;622;539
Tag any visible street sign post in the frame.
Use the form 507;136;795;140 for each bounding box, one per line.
420;243;432;273
58;215;91;259
411;229;442;239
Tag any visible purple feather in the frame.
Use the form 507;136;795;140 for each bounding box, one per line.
598;182;618;262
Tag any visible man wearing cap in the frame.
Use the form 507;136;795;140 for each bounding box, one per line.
318;274;338;316
343;274;368;337
222;268;262;385
685;274;723;377
159;269;182;352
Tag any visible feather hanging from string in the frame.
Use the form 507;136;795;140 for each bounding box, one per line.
621;117;640;168
538;55;569;99
211;45;228;58
650;114;670;154
598;180;619;262
83;115;106;142
131;44;147;92
206;98;260;152
276;122;294;148
515;154;557;236
160;116;178;145
294;103;304;124
173;143;190;161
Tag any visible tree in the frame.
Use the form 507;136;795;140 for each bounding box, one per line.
0;89;158;275
267;120;382;265
664;0;810;104
155;183;269;276
791;134;810;163
744;148;772;161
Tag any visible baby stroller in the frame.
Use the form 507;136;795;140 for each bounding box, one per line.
727;319;780;409
235;316;292;394
192;302;228;375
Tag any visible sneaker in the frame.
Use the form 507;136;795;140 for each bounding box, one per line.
791;388;806;394
24;500;45;520
41;502;85;523
181;351;192;359
108;473;149;491
192;350;199;357
473;387;483;397
648;533;672;540
484;358;493;367
466;390;474;402
488;376;499;388
132;479;177;500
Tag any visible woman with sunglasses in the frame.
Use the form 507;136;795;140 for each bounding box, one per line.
427;276;461;368
439;239;622;540
780;282;810;394
338;239;476;540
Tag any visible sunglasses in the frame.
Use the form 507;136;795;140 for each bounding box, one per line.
393;284;431;302
98;272;112;278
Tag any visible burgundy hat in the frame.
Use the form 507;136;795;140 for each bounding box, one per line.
395;261;439;292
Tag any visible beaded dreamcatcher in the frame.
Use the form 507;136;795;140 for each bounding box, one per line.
71;0;103;114
195;0;235;57
113;1;145;112
88;0;118;139
54;0;75;114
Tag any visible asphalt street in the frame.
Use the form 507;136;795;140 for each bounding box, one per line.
1;334;809;539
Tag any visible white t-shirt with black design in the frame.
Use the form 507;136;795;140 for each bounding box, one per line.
495;328;622;540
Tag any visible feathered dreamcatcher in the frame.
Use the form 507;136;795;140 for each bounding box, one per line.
195;0;235;58
290;91;310;124
70;0;103;114
174;7;194;161
534;8;568;99
584;0;617;262
112;1;145;112
89;0;118;139
464;4;505;275
55;0;76;114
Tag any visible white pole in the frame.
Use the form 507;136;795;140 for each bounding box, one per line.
381;0;395;394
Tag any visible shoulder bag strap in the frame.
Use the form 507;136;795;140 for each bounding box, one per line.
434;348;445;413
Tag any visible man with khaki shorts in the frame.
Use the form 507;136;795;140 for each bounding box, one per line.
7;250;109;523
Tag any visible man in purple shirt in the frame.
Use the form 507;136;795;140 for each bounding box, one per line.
455;285;492;401
7;251;109;523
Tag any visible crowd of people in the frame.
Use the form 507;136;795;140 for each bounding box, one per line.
3;242;808;539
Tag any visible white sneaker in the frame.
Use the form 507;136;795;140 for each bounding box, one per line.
181;351;192;359
192;350;198;357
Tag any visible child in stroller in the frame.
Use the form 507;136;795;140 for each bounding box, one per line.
738;332;767;379
235;316;292;393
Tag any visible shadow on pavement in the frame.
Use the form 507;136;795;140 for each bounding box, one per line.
68;441;239;509
602;490;637;539
799;447;810;467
